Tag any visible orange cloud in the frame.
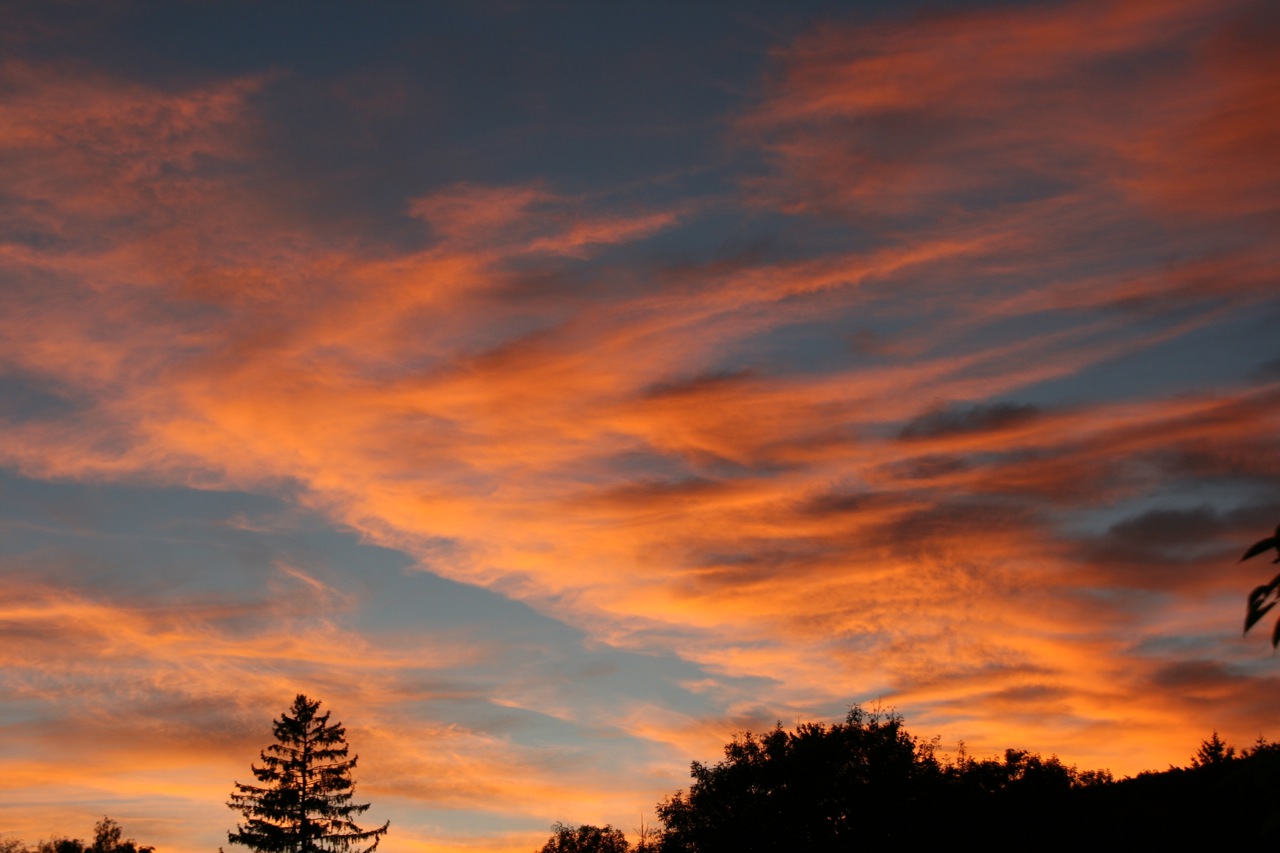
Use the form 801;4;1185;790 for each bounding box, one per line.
408;182;680;258
408;183;555;244
740;0;1272;224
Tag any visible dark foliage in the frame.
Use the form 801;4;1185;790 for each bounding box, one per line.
87;818;154;853
1241;522;1280;647
654;707;1280;851
0;818;154;853
226;694;388;853
657;706;936;852
536;823;631;853
1074;736;1280;846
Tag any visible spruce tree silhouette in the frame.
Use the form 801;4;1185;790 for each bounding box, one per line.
226;695;388;853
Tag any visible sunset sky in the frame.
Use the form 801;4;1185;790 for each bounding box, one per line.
2;1;1279;850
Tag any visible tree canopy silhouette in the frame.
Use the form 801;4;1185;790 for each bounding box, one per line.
0;818;153;853
536;823;631;853
657;706;939;852
226;694;388;853
650;707;1280;851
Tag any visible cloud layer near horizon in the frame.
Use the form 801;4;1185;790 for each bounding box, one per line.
2;1;1279;850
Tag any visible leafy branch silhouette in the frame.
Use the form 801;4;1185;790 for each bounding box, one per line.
1241;524;1280;648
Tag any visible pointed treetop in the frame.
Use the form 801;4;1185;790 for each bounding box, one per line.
227;694;388;853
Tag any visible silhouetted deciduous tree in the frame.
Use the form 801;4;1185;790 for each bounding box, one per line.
536;823;630;853
657;706;938;852
35;841;83;853
226;694;388;853
1;818;155;853
87;817;154;853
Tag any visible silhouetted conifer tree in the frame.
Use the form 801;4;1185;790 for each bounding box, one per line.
226;694;388;853
1191;731;1235;768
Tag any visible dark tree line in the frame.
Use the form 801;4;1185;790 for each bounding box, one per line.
652;706;1120;852
0;817;153;853
537;525;1280;852
5;695;389;853
539;706;1280;851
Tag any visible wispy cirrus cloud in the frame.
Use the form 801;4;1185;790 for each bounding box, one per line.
408;182;679;257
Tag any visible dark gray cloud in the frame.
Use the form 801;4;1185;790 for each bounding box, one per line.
899;402;1041;441
1066;502;1280;591
879;453;970;481
641;368;757;400
0;371;83;423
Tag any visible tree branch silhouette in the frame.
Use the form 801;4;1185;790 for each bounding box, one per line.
1240;524;1280;648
